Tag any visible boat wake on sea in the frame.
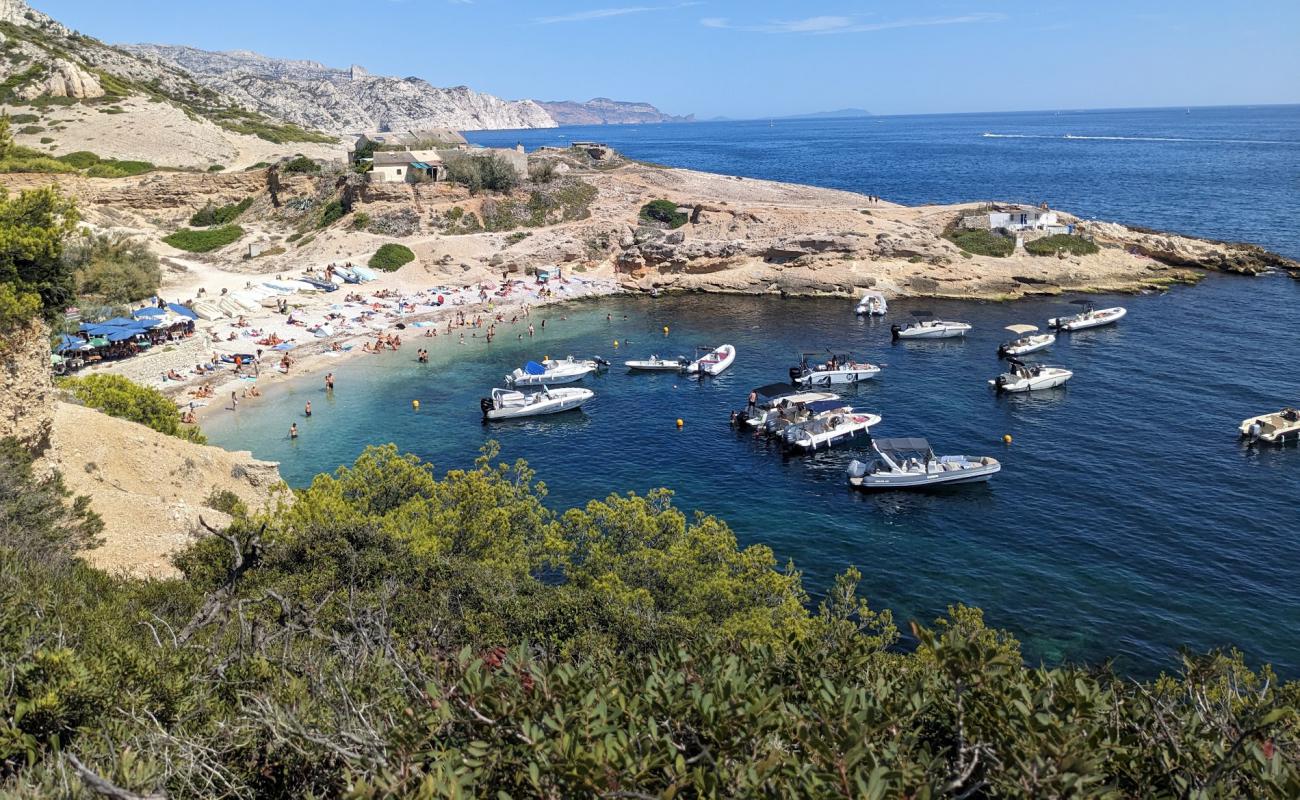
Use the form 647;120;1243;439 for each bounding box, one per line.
981;132;1295;145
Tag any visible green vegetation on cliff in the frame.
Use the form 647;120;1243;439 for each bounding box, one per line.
0;184;80;324
0;440;1295;798
1026;233;1102;256
944;226;1015;257
162;224;245;253
369;243;415;271
60;374;206;444
640;198;688;229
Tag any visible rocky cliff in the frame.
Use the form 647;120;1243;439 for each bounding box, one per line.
0;317;54;452
536;98;693;126
125;44;558;133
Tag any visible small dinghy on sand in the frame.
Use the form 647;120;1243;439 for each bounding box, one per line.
990;359;1073;393
625;355;686;372
685;344;735;376
998;324;1055;358
1049;303;1126;331
848;438;1000;491
1240;408;1300;445
892;312;971;340
481;386;593;421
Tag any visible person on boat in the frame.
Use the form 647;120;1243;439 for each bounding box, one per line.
747;390;758;416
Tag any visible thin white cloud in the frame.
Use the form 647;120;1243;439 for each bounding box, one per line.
534;2;698;24
702;12;1004;34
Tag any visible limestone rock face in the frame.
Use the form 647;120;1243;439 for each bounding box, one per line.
15;58;105;99
0;317;55;453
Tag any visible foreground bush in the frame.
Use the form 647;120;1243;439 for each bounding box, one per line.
64;233;161;304
640;198;688;229
0;442;1296;797
1026;233;1101;256
445;153;520;194
162;224;244;253
369;243;415;271
945;226;1015;257
61;374;205;444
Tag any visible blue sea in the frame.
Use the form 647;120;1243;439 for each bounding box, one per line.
207;107;1300;676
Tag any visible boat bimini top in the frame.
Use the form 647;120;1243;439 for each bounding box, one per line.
872;437;936;468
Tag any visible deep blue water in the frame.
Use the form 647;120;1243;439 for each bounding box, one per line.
209;108;1300;676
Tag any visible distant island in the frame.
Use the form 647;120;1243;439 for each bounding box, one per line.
535;98;694;126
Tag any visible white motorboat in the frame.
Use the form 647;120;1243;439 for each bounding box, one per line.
998;324;1055;358
891;317;972;340
191;300;226;320
685;344;735;376
1240;408;1300;445
507;357;596;387
625;355;686;372
764;398;852;438
855;290;887;316
1048;304;1126;331
782;407;882;452
789;352;881;387
990;359;1073;393
734;384;838;428
847;438;1001;491
480;386;593;421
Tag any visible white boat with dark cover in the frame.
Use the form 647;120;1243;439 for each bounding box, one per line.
507;357;596;387
847;438;1001;491
789;352;881;387
781;406;882;452
685;344;735;376
1048;304;1126;331
734;383;837;429
1240;408;1300;445
990;359;1073;393
855;291;887;316
481;386;593;421
892;313;972;340
625;355;686;372
998;324;1055;358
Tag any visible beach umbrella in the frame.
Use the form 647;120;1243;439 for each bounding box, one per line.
55;334;91;353
132;307;166;318
167;303;199;320
136;316;168;329
106;329;139;342
100;316;139;328
87;337;109;348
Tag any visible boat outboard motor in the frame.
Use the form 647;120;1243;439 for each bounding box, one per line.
890;324;902;341
593;356;610;369
789;366;804;384
1248;421;1263;440
480;397;494;418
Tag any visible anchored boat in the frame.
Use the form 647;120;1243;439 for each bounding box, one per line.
481;386;593;421
625;355;686;372
734;383;838;429
507;357;597;387
789;351;881;387
847;438;1001;491
685;344;735;376
1240;408;1300;445
892;311;972;340
990;358;1073;393
781;407;882;452
855;290;887;316
1049;303;1126;331
998;324;1055;358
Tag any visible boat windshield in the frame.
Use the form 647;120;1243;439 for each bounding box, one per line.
873;437;936;467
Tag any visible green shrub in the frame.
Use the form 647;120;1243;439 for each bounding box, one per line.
318;199;344;228
640;199;687;229
282;155;320;174
86;159;154;178
203;488;244;516
944;226;1014;257
445;152;520;194
0;436;103;560
9;113;38;124
60;374;206;444
55;151;101;169
207;164;224;172
0;185;80;320
286;232;303;243
369;243;415;271
351;211;371;231
528;160;556;184
0;282;42;333
162;225;244;253
64;233;161;304
189;197;252;227
38;136;52;144
18;125;42;135
1025;234;1100;256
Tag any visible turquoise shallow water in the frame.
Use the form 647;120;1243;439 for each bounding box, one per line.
206;275;1300;676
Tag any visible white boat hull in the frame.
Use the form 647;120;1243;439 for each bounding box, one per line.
794;366;881;387
999;334;1055;358
1049;306;1126;331
509;368;591;387
1240;410;1300;445
850;461;1001;490
686;344;735;376
483;388;593;420
990;368;1073;393
893;321;971;340
625;359;683;372
784;412;882;452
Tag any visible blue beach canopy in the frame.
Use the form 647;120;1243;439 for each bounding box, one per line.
132;307;166;318
106;329;139;342
55;334;88;353
136;316;168;329
100;317;140;328
524;361;545;375
167;303;199;320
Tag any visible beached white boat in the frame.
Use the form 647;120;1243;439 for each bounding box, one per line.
789;352;881;387
855;291;887;316
782;407;882;452
216;296;246;317
507;357;595;387
735;384;838;429
228;292;264;313
1240;408;1300;445
685;344;735;376
481;386;593;421
847;438;1001;491
625;355;686;372
349;265;378;282
191;300;226;321
1048;305;1126;331
261;280;297;294
998;324;1055;358
891;319;972;340
990;359;1073;393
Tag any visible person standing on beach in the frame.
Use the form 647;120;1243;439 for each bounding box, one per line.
304;400;312;418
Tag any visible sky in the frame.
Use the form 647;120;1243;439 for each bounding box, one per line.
32;0;1300;119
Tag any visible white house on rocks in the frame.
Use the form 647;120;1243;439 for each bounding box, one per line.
961;204;1071;234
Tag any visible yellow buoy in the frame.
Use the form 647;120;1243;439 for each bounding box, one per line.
1003;434;1012;444
614;339;619;348
663;326;669;336
412;400;420;410
676;418;684;428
